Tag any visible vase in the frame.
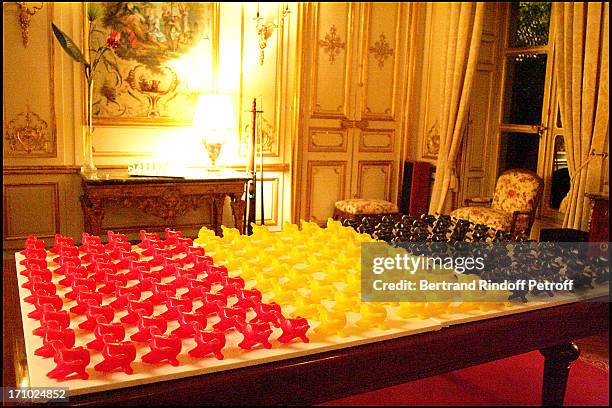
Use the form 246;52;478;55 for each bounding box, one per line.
81;79;97;177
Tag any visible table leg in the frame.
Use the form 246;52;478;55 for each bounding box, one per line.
539;342;580;406
212;195;226;236
229;194;246;234
81;195;105;236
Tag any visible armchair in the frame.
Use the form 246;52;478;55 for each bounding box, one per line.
450;168;544;235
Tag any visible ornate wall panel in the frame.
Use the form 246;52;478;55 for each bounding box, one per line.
239;2;283;158
308;127;348;152
361;2;401;121
359;129;394;153
3;3;57;159
418;3;449;161
310;2;353;118
254;177;280;227
3;182;60;241
356;161;393;201
305;161;347;224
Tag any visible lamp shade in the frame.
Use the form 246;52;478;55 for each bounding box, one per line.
193;93;237;143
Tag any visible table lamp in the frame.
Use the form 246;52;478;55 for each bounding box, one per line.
193;93;237;171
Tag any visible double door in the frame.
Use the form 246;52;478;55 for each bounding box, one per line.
296;2;410;224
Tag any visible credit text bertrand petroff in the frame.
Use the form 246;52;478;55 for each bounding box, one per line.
370;279;575;292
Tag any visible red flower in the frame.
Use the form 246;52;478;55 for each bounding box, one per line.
101;85;117;102
106;31;121;50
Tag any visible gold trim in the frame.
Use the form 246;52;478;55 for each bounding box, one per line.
253;177;280;226
425;120;441;158
308;127;348;152
3;165;80;175
305;160;347;223
309;3;353;119
272;2;286;159
368;33;394;69
238;3;245;163
4;108;51;156
356;160;393;201
291;2;305;223
359;128;395;153
3;4;57;159
318;25;345;64
419;3;436;161
361;2;401;121
3;182;61;240
16;2;43;47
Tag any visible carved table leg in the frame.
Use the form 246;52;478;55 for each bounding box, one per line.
229;193;246;235
212;195;226;237
539;342;580;406
81;195;105;236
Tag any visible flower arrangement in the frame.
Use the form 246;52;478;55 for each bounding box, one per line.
51;4;120;176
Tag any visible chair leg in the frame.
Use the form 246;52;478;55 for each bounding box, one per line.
332;208;340;221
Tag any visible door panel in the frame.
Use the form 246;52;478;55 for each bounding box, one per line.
311;2;355;119
356;161;393;200
361;2;402;121
305;161;348;224
308;127;349;152
359;129;395;153
297;2;408;223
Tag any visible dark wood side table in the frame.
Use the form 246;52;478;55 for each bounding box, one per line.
81;171;250;237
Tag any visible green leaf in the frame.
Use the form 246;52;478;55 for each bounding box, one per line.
87;3;101;22
52;23;89;67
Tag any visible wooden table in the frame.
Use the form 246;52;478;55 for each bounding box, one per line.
80;171;251;237
2;259;607;406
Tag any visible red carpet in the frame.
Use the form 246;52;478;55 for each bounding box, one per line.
321;351;609;406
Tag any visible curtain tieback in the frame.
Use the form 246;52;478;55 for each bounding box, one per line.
569;150;607;183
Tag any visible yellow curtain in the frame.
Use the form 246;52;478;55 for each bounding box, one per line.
428;2;485;215
554;2;609;230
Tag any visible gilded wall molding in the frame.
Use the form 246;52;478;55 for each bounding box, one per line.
318;25;345;64
368;33;394;69
3;3;57;159
4;108;55;157
16;2;43;47
424;119;441;158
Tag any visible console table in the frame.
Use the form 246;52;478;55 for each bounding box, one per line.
80;171;250;237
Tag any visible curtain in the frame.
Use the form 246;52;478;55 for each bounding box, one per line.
554;2;609;230
428;2;485;215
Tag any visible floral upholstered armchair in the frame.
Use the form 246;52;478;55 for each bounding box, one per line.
450;169;544;235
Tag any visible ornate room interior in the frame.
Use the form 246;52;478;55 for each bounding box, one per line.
2;2;609;406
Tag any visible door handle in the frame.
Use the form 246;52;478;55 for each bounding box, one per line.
536;124;547;138
340;118;369;130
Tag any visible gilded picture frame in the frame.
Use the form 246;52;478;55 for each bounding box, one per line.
87;2;219;126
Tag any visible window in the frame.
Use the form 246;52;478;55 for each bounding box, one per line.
497;2;566;220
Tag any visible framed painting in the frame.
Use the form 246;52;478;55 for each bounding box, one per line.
88;2;219;126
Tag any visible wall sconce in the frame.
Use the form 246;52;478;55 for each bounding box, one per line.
193;93;237;171
254;3;290;65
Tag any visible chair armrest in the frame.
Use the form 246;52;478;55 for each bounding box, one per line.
464;197;493;206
